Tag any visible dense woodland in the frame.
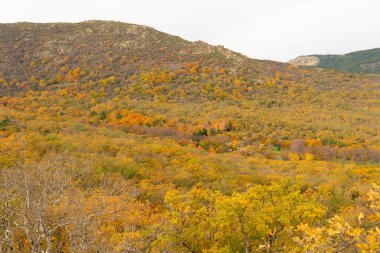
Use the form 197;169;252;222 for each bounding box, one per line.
0;21;380;252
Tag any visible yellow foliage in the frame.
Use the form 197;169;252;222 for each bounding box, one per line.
289;152;300;161
305;153;314;161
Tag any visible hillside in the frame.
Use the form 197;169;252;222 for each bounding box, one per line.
0;21;380;252
0;21;375;96
289;48;380;74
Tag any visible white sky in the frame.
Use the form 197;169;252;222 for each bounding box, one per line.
2;0;380;61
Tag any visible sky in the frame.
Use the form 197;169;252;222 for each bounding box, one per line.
1;0;380;62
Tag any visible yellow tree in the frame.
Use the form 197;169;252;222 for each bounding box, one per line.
157;186;221;252
214;181;326;253
293;184;380;253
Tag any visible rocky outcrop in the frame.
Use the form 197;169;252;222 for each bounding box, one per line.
288;56;320;67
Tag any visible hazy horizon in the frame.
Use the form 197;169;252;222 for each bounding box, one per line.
2;0;380;62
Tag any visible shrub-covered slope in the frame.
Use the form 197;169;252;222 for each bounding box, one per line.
0;21;380;252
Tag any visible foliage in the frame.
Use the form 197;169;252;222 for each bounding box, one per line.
314;48;380;74
0;21;379;252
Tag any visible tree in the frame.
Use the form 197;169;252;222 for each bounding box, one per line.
214;181;326;253
158;186;220;252
293;184;380;252
0;158;72;253
290;139;306;154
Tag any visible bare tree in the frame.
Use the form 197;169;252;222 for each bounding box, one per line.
290;139;306;154
2;158;72;253
0;181;17;253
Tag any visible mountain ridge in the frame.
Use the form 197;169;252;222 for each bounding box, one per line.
0;20;263;84
0;20;373;99
289;47;380;74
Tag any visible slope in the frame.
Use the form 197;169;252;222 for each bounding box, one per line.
289;48;380;74
0;20;380;252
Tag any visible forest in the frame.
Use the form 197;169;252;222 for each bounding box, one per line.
0;21;379;252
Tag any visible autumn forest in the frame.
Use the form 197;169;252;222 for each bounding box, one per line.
0;21;379;252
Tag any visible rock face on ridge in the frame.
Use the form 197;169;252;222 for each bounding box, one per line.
288;56;320;67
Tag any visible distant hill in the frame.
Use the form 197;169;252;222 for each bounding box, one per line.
0;20;371;98
289;48;380;74
0;20;276;89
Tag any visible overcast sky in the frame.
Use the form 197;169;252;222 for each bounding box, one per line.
2;0;380;61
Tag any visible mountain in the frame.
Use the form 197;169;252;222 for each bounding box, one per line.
289;48;380;74
0;20;271;88
0;20;379;156
0;21;244;78
0;20;373;97
0;21;380;252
